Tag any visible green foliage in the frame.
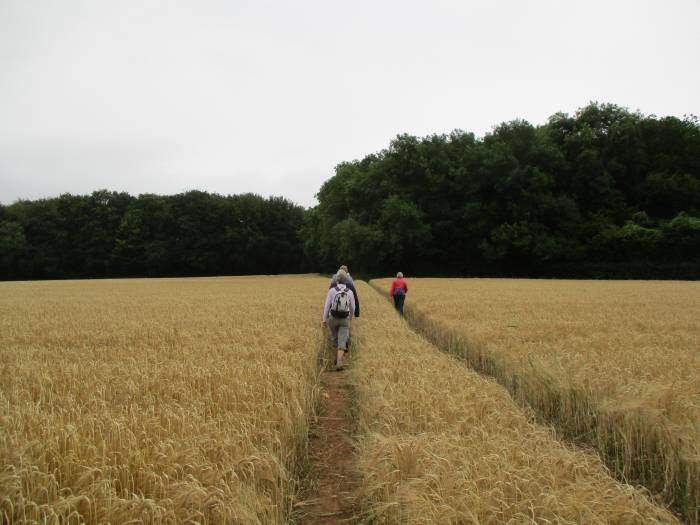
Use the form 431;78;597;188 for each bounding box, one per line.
304;102;700;278
662;212;700;257
0;221;26;254
0;221;27;275
331;218;383;272
378;196;431;263
0;191;307;280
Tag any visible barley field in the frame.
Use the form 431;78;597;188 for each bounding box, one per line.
371;278;699;522
0;276;327;524
351;281;679;524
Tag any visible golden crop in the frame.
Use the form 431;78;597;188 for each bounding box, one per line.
2;275;694;524
352;281;679;524
0;276;327;524
371;277;699;522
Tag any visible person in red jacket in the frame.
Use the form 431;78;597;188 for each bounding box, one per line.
389;272;408;315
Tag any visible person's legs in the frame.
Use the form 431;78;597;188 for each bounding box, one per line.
335;318;350;370
336;348;344;369
344;328;352;363
327;318;340;366
396;294;405;315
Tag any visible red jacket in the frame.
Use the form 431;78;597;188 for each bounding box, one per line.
389;278;408;296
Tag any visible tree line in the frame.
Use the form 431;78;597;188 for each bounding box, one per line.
0;192;308;279
305;103;700;278
1;102;699;280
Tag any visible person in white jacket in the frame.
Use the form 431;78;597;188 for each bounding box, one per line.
321;269;356;371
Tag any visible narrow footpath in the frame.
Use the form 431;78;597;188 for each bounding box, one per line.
298;363;358;524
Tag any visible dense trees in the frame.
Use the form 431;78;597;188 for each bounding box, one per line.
1;103;698;280
305;103;700;278
0;192;307;279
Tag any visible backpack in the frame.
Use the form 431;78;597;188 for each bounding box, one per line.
330;287;351;318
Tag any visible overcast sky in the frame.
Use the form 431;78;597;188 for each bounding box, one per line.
1;0;698;208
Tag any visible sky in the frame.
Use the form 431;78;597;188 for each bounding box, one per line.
1;1;698;208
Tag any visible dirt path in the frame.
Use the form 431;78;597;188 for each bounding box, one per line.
298;364;358;524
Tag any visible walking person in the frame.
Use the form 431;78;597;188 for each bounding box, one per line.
329;265;360;317
322;270;356;371
329;265;360;354
389;272;408;315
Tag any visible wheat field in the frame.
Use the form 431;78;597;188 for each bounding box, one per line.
352;281;680;524
371;277;699;522
0;276;327;524
2;275;695;524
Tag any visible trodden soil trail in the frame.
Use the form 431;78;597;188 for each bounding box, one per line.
298;355;359;524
